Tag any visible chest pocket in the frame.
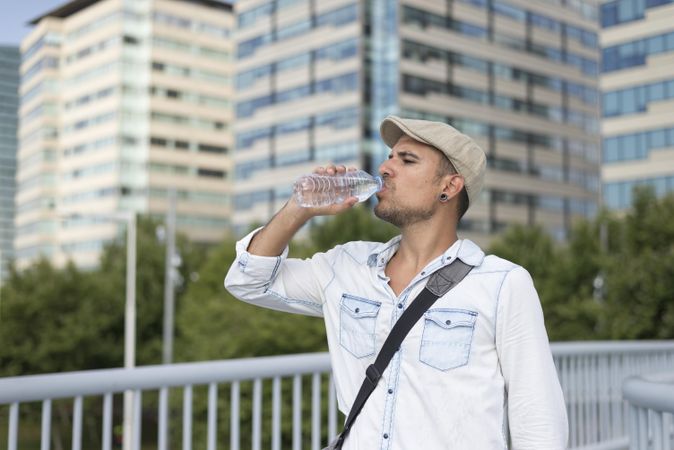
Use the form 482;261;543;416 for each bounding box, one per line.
419;308;477;371
339;294;381;358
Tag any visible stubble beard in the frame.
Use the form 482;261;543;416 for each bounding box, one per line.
374;196;437;228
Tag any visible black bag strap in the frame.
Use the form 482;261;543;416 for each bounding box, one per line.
330;258;474;449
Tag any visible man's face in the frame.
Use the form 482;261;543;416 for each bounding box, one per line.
374;135;446;228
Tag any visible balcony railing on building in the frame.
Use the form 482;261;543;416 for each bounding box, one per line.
2;341;674;450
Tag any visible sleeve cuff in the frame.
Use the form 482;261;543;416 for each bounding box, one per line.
234;227;290;280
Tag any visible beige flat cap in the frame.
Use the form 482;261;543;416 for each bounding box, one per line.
380;115;486;208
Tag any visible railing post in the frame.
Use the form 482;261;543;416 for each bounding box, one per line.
4;344;674;450
102;393;113;450
272;377;281;450
293;374;302;450
208;383;218;450
230;381;240;450
8;402;18;450
158;388;169;450
252;378;262;450
311;372;321;450
183;385;193;450
72;396;83;450
40;399;51;450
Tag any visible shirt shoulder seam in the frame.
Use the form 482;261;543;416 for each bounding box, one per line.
493;266;520;344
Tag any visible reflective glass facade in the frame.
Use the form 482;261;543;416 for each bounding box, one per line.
367;0;400;167
233;0;363;233
601;0;674;27
600;0;674;209
0;46;20;282
235;0;601;243
605;175;674;209
398;0;600;242
603;79;674;117
602;30;674;72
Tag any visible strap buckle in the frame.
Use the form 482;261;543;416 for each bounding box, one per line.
365;364;381;388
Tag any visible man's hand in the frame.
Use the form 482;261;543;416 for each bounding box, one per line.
247;164;358;256
288;164;359;217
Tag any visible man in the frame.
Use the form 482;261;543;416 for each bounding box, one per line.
225;116;568;449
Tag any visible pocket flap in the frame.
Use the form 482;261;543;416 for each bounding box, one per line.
340;294;381;318
424;308;477;329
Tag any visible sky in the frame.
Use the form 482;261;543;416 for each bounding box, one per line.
0;1;67;46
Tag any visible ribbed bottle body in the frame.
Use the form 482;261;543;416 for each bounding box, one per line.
293;170;383;207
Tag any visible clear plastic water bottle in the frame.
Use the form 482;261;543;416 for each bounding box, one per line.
293;169;383;207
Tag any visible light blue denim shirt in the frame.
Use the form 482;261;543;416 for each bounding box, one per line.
225;231;568;450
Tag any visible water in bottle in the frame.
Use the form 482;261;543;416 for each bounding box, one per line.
293;169;383;207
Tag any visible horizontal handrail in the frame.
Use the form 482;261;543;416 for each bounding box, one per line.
0;352;331;403
3;341;674;404
622;372;674;413
551;341;674;356
2;340;674;450
4;341;674;405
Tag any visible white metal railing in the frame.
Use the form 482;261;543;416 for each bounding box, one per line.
2;341;674;450
554;341;674;450
0;353;337;450
622;372;674;450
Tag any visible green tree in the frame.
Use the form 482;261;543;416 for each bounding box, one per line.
488;224;558;283
487;188;674;341
0;215;203;375
599;188;674;339
0;260;119;376
96;216;204;365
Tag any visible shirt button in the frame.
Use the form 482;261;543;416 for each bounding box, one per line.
383;433;389;439
397;303;403;309
445;320;452;325
355;308;360;313
421;271;426;276
388;388;393;394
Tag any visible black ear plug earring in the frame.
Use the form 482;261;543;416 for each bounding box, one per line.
439;193;449;203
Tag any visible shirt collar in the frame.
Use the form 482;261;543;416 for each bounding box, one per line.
367;236;485;268
367;235;402;268
442;238;485;267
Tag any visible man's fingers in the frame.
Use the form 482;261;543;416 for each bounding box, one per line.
313;164;348;175
339;196;358;210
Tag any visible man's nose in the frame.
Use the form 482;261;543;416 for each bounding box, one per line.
378;159;392;177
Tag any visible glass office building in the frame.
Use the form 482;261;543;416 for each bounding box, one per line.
235;0;601;244
16;0;234;269
600;0;674;209
0;46;20;282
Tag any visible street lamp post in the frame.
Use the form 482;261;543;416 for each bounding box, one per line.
122;212;137;450
62;211;136;450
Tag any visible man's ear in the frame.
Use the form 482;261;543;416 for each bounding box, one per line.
443;174;465;200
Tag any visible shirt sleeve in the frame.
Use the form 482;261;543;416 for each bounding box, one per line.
495;266;569;450
224;228;331;317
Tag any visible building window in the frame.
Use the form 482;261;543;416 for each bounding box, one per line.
198;168;226;179
603;79;674;117
237;4;357;59
602;31;674;72
601;0;674;28
603;126;674;163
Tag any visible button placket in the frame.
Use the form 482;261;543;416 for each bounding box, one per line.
379;290;408;450
379;350;401;450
